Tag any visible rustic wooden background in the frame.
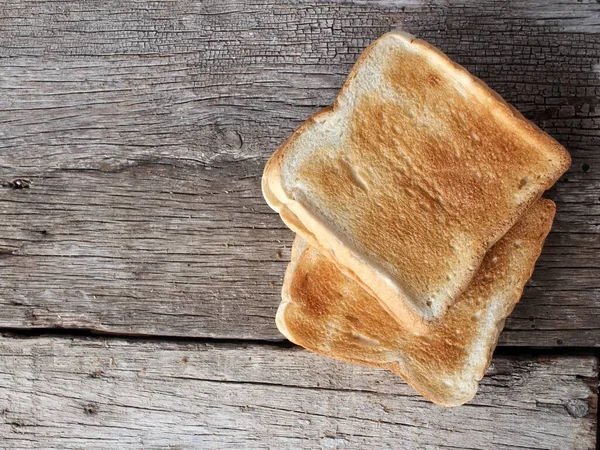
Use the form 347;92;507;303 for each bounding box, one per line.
0;0;598;448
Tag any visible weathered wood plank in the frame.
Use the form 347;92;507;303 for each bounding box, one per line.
0;335;596;449
0;0;599;345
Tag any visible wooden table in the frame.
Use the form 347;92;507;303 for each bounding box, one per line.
0;1;598;448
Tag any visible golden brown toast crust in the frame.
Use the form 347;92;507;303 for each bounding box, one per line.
264;32;570;332
277;199;556;406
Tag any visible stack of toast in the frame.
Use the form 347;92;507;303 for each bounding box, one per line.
262;31;570;406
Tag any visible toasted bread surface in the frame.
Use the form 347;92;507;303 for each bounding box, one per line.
264;31;570;329
277;199;556;406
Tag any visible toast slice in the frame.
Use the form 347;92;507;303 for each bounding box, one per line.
277;199;555;406
263;31;570;331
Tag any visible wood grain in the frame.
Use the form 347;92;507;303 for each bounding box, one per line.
0;335;596;449
0;0;599;345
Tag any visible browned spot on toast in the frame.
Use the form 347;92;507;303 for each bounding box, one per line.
428;73;442;86
288;256;336;319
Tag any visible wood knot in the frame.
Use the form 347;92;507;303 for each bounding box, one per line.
222;129;243;149
2;178;31;189
84;403;99;415
565;399;588;418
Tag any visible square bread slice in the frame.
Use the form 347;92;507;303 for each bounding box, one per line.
277;199;555;406
263;31;570;331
